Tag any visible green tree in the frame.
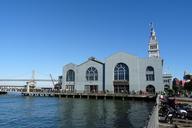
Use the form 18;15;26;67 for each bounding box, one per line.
184;79;192;92
172;78;185;96
167;89;174;97
172;78;180;93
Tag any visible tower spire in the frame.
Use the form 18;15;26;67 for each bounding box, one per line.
148;22;160;58
150;22;156;40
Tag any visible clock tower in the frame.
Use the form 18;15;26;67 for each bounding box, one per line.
148;23;160;58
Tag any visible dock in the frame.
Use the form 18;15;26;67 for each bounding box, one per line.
21;92;156;101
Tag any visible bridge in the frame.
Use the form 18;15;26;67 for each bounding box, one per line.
0;70;61;93
0;79;58;82
0;85;25;92
0;78;59;92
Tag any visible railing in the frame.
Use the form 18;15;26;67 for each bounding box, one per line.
145;95;159;128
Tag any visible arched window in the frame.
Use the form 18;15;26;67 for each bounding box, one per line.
86;67;98;81
146;66;155;81
66;70;75;81
114;63;129;81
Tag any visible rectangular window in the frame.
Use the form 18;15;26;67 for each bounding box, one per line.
146;74;155;81
95;75;98;81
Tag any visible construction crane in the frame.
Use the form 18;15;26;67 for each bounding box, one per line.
50;74;62;91
49;74;55;87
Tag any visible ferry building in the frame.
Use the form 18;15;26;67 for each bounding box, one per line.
62;25;168;94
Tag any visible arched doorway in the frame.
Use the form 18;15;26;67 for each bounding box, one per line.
146;85;155;94
113;63;129;93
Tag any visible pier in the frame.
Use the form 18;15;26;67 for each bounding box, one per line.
21;92;156;101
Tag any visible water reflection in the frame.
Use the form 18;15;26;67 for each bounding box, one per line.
56;99;154;128
0;96;154;128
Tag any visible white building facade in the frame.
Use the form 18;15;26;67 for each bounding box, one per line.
163;74;172;91
62;25;164;94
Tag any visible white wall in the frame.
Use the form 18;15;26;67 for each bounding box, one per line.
105;52;140;92
105;52;163;92
76;60;104;91
62;52;164;93
62;60;104;92
62;63;76;89
139;58;163;92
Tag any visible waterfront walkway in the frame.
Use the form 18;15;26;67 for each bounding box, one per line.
158;96;192;128
145;95;159;128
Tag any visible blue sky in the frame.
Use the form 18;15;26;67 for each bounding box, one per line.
0;0;192;80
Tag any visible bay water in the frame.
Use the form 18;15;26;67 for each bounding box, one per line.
0;94;154;128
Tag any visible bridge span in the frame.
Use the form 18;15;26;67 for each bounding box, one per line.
0;79;58;82
0;78;59;92
0;85;25;92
